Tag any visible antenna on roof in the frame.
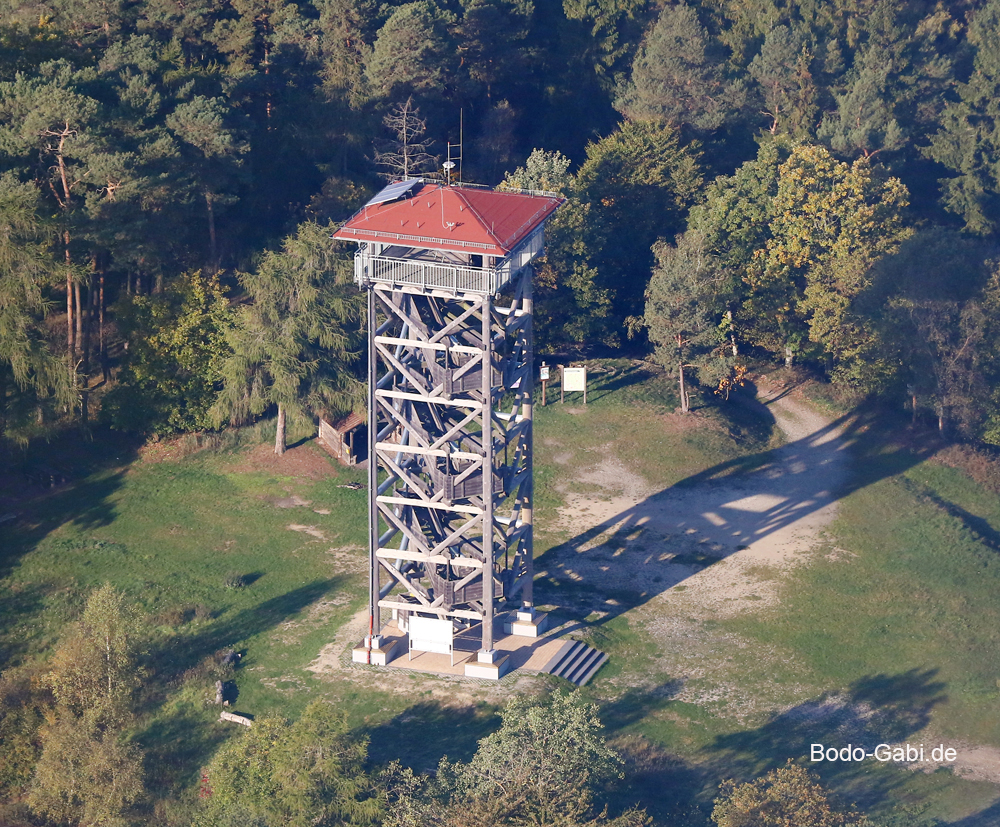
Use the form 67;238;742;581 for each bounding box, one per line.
445;112;464;186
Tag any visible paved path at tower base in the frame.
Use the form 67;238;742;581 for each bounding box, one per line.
351;614;605;683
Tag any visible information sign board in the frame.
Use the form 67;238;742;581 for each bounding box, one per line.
563;367;587;392
408;615;455;665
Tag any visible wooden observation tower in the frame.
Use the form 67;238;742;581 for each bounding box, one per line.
334;180;561;678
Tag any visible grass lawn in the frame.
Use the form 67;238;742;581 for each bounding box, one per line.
2;363;1000;825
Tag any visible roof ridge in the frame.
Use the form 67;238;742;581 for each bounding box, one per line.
452;187;506;251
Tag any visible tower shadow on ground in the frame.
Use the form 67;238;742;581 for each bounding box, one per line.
533;398;939;630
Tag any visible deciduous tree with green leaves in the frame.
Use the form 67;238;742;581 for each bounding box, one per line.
712;761;866;827
43;584;145;723
198;701;384;827
685;142;910;386
499;147;572;193
27;710;146;827
572;119;702;341
386;692;647;827
27;585;146;827
102;270;234;435
764;144;911;382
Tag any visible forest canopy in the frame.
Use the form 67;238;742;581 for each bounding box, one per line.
0;0;999;446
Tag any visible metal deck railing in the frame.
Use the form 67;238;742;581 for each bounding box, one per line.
355;253;512;294
353;227;545;295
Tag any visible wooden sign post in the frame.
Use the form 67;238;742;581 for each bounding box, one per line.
540;363;549;406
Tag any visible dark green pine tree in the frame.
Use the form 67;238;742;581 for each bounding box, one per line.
614;2;744;134
819;46;905;158
364;1;459;101
208;0;330;241
457;0;533;102
0;173;70;443
747;25;818;140
0;59;110;374
561;0;648;86
166;94;248;269
645;232;722;413
926;0;1000;235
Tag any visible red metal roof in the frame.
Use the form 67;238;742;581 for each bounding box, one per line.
333;182;562;256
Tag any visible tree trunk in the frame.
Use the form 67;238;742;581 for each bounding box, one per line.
274;404;286;455
99;272;108;383
65;235;74;360
205;191;218;270
79;281;90;375
678;363;689;413
75;281;83;354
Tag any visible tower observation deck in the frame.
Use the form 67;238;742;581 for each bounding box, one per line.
334;179;562;678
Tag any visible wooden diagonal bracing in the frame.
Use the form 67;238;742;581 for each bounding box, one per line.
364;266;535;656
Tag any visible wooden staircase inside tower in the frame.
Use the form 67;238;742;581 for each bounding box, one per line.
540;639;608;687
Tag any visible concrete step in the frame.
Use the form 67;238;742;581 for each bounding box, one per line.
542;639;608;687
572;650;609;687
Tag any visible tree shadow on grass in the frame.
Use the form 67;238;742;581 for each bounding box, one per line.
584;363;660;402
0;471;129;580
146;578;343;699
948;798;1000;826
364;700;499;773
901;479;1000;555
599;682;685;733
0;430;145;656
137;700;232;795
1;425;145;539
594;671;950;826
0;580;48;665
702;668;947;813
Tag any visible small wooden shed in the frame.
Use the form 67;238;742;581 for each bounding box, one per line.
318;411;366;465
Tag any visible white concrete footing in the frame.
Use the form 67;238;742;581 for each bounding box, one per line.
505;611;549;638
464;649;511;679
352;635;404;666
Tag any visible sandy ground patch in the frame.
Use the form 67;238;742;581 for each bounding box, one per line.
545;381;854;622
287;523;327;540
